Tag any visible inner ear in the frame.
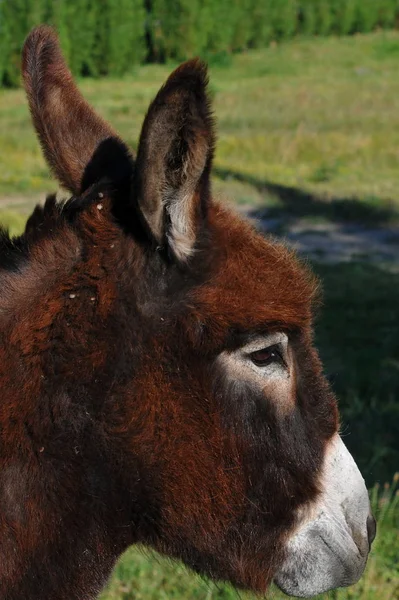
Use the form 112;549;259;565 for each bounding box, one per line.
133;59;215;263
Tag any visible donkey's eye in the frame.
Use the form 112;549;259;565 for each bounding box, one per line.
249;345;284;367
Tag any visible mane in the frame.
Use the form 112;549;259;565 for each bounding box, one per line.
0;183;115;275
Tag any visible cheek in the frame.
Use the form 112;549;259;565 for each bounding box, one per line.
155;425;249;558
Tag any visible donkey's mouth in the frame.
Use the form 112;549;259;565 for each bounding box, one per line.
273;524;369;598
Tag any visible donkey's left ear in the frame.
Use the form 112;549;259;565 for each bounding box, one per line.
133;59;215;262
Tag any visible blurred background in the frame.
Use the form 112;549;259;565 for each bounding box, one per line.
0;1;398;598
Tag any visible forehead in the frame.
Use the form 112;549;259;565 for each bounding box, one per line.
189;203;318;337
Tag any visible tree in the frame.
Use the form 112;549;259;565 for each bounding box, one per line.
249;0;275;48
318;0;334;35
300;0;318;36
43;0;71;65
2;0;35;86
107;0;145;74
0;0;9;84
148;0;207;61
355;0;380;33
271;0;298;40
378;0;399;29
231;0;253;51
332;0;358;35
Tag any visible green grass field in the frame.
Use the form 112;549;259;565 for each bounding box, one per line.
0;30;398;600
2;30;399;216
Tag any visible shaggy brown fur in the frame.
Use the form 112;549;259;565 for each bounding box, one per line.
0;26;338;599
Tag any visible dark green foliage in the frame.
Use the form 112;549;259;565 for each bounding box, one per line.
0;0;8;83
2;0;46;86
231;0;253;51
332;0;358;35
82;0;145;76
355;0;380;34
271;0;298;40
43;0;71;65
148;0;207;61
378;0;399;29
62;0;96;76
300;0;318;36
89;0;109;76
206;0;236;55
2;0;399;87
300;1;335;37
113;0;145;71
249;0;274;47
1;0;145;85
317;1;334;36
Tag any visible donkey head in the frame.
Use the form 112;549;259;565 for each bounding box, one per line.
14;26;374;598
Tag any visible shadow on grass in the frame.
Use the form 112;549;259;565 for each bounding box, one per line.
313;261;399;487
214;167;399;225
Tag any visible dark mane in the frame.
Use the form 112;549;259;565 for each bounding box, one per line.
0;183;121;275
0;226;30;272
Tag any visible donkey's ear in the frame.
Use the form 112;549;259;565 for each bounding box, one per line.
133;59;215;262
22;26;133;195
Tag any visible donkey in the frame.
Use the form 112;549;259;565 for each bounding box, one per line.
0;26;375;599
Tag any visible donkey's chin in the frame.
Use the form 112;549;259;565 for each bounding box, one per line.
273;519;368;597
274;434;373;598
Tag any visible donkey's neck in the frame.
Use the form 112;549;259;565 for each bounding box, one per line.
0;194;144;599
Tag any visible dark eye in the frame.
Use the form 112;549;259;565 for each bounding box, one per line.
249;345;284;367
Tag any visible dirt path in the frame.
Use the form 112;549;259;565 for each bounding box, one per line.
0;195;43;212
246;211;399;268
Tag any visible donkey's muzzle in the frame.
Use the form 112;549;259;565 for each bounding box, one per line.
274;435;374;598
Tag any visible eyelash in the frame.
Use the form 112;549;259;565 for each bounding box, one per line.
249;344;285;368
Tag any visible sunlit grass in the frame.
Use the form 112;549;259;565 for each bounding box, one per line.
0;208;28;235
2;32;399;206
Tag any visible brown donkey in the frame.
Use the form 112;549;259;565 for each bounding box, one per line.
0;26;375;599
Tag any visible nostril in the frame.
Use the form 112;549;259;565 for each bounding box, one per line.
367;514;377;548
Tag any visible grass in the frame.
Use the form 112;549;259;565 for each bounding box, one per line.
1;31;399;216
0;208;28;235
0;30;398;600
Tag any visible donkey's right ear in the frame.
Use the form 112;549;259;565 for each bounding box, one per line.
22;26;133;195
132;59;215;263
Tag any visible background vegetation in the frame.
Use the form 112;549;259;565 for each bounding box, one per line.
3;31;399;212
0;17;397;600
3;0;399;86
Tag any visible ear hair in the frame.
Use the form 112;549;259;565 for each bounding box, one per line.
133;59;215;262
22;26;133;195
